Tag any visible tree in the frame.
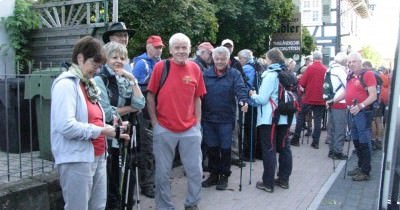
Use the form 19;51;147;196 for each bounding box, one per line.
301;26;316;56
361;45;382;68
211;0;294;56
118;0;218;58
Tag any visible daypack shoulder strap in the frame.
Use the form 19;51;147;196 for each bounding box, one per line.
155;59;170;102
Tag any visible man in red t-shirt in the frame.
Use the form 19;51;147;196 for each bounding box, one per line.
147;33;206;210
333;52;377;182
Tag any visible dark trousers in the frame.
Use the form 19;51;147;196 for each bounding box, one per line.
106;147;135;209
203;122;233;176
243;106;261;159
294;104;325;144
259;124;292;187
136;112;155;190
350;109;373;175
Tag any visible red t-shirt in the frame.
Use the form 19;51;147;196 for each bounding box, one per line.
380;74;390;105
299;61;326;105
345;71;377;107
80;83;105;156
147;59;207;132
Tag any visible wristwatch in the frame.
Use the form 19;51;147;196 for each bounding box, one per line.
129;78;138;86
358;103;365;109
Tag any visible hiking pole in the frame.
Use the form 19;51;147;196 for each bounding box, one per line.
344;99;357;179
239;109;245;192
249;107;254;185
127;125;141;210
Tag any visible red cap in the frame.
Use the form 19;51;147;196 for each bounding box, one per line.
146;35;164;47
198;42;214;51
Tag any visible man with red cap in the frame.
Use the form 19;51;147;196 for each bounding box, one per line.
131;35;165;198
193;42;214;72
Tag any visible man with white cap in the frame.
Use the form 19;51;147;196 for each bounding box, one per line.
222;39;246;167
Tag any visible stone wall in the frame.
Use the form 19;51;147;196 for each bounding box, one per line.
0;172;63;210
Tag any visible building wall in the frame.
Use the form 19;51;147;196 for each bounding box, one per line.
0;0;16;76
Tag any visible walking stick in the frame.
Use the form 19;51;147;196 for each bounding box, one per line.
344;99;357;179
249;107;254;185
125;125;141;210
239;110;245;191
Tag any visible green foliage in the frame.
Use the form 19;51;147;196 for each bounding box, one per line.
118;0;293;58
211;0;294;56
1;0;39;73
301;26;316;56
118;0;218;58
361;45;382;68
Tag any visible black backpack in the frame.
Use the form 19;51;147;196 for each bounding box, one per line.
359;70;383;109
322;64;345;101
249;59;265;91
271;65;300;117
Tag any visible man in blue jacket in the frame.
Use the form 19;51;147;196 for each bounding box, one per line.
201;46;249;191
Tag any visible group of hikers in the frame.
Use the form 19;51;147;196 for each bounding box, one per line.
50;22;391;210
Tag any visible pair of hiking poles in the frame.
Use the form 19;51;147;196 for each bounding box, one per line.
118;125;141;210
239;107;256;191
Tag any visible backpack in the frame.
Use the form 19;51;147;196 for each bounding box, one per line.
322;65;345;101
248;59;265;91
270;65;300;118
359;70;383;109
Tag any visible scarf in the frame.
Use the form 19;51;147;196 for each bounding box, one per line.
69;64;100;103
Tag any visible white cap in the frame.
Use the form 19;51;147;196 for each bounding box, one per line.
221;39;234;46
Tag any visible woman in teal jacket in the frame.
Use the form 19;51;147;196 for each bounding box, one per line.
249;48;293;193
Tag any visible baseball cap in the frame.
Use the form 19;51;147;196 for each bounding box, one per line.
221;39;234;46
198;42;214;51
146;35;164;47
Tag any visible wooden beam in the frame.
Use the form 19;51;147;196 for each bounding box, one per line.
52;7;61;27
70;4;83;25
33;0;102;9
66;4;74;26
95;2;99;22
61;6;65;26
44;8;57;27
38;14;53;28
86;3;90;24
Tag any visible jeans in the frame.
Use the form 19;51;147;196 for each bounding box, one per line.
350;109;373;175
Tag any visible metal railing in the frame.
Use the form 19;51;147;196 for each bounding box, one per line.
0;66;65;183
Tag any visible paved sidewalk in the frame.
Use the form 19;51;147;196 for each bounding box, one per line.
136;130;375;210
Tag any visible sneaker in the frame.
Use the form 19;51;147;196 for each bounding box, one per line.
185;205;199;210
256;181;273;193
290;136;300;147
202;173;219;188
328;151;334;158
141;186;155;198
347;167;362;176
231;158;246;167
333;153;348;160
274;178;289;189
352;172;370;181
311;143;319;149
216;175;228;190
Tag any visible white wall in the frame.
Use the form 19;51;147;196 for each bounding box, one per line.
0;0;16;76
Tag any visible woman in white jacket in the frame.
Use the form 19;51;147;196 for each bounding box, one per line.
249;48;293;193
51;36;129;210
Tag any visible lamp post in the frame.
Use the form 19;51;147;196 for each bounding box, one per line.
336;0;341;54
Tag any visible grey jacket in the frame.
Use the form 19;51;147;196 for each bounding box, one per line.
51;71;105;165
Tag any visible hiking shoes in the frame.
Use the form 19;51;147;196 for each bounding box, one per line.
333;153;348;160
328;151;334;158
274;178;289;189
347;167;362;176
352;172;370;181
256;181;273;193
290;136;300;147
202;173;219;188
311;143;319;149
216;175;228;190
185;205;199;210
